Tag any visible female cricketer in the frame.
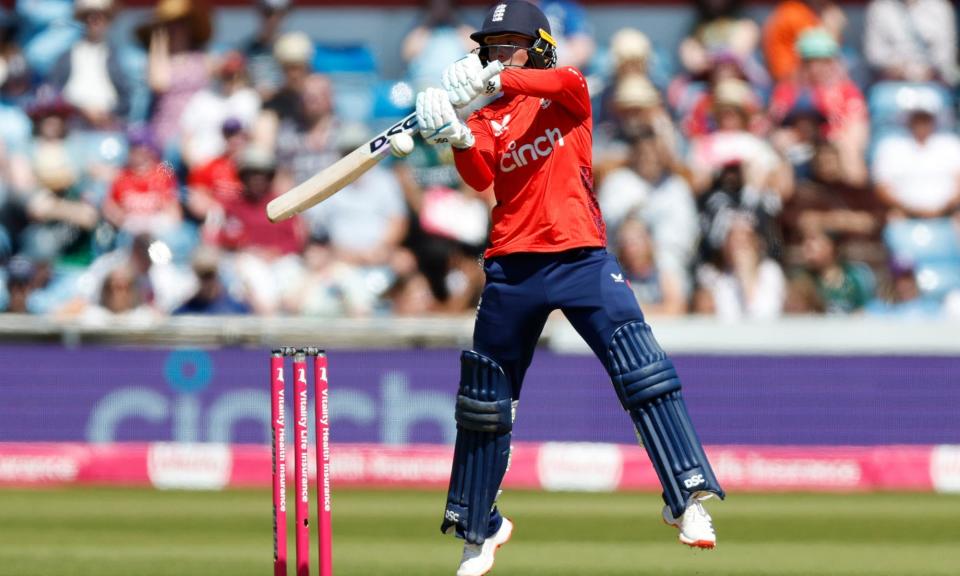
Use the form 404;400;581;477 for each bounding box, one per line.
414;2;725;573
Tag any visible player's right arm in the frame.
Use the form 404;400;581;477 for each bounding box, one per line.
498;67;591;121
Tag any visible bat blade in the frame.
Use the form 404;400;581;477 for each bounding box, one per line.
266;113;418;222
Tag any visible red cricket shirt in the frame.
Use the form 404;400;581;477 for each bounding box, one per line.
109;164;179;216
188;155;244;206
453;66;605;258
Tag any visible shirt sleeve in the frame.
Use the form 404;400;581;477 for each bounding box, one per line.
453;115;496;192
500;67;591;120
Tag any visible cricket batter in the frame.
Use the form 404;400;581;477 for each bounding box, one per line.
414;2;725;573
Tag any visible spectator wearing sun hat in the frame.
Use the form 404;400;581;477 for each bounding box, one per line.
48;0;132;128
138;0;215;150
872;92;960;220
769;28;868;186
595;74;680;181
595;28;654;125
253;31;316;152
689;78;790;197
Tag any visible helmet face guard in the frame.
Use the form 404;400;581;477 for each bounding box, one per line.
475;28;558;70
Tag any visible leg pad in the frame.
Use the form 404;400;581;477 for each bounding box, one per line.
607;322;725;518
442;351;514;544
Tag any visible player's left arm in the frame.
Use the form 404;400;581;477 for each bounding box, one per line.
499;67;591;120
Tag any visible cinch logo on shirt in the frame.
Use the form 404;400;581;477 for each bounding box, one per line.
499;127;565;173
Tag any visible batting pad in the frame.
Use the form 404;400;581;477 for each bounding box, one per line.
607;322;725;518
442;351;514;544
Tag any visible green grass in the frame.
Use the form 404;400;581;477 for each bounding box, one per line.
0;488;959;575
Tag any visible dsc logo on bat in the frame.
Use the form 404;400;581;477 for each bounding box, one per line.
369;116;419;154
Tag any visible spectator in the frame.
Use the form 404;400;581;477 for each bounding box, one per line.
137;0;214;152
101;127;183;237
273;74;339;191
763;0;846;81
23;89;77;193
285;237;375;317
81;262;160;322
304;123;408;268
254;32;315;152
0;20;39;196
72;232;194;315
697;161;783;266
865;259;942;316
384;268;438;316
872;94;960;220
179;51;261;168
595;74;679;179
394;154;489;306
688;78;791;196
19;146;99;268
863;0;958;86
49;0;132;129
769;99;827;181
173;245;251;314
615;215;688;316
679;52;767;139
241;0;291;99
595;28;653;126
403;0;476;92
794;227;876;314
437;243;485;314
769;29;869;186
186;118;248;225
698;215;787;320
599;128;698;295
679;0;763;82
1;256;40;313
217;146;305;314
781;142;884;267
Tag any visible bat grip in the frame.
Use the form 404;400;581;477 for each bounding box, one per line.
479;60;505;83
450;60;504;109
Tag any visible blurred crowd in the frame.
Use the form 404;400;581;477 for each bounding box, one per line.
0;0;958;321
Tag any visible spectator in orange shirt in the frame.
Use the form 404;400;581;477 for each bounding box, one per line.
763;0;845;81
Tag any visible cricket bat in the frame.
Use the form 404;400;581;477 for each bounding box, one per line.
266;61;503;223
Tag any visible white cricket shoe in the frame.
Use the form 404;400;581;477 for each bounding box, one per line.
456;517;513;576
662;495;716;549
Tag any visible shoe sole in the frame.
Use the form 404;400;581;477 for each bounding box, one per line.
662;516;716;550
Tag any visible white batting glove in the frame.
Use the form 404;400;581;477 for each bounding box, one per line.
442;54;503;108
416;88;475;149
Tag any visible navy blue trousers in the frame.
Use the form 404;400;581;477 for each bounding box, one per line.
469;247;647;537
473;247;644;398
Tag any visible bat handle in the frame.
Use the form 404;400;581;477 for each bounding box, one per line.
479;60;505;83
449;60;504;110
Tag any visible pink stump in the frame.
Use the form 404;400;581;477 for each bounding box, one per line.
314;352;333;575
293;350;311;576
270;352;287;576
